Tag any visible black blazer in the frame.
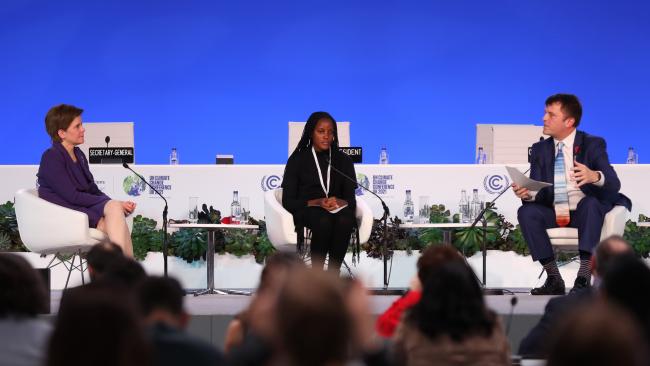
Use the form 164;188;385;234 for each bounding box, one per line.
527;130;631;210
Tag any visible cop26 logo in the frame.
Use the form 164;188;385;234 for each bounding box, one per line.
261;175;283;192
355;173;369;196
123;175;146;196
483;174;510;195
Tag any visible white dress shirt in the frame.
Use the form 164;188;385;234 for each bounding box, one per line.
528;129;604;210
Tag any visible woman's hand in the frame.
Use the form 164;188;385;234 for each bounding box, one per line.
121;201;136;214
308;197;347;212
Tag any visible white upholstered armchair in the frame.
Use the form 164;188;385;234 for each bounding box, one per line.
264;188;373;266
14;188;132;287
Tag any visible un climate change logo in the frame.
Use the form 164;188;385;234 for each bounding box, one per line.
123;175;146;196
261;175;282;191
483;174;510;195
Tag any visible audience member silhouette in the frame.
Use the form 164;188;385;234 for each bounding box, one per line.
0;254;51;366
393;261;510;366
137;276;226;366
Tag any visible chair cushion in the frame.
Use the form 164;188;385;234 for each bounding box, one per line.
546;227;578;239
549;238;579;246
89;229;109;243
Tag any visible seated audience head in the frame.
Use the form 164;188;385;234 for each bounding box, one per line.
0;253;48;317
601;254;650;343
546;303;648;366
136;276;188;329
86;242;124;281
258;251;304;291
415;244;466;290
47;285;151;366
44;104;84;143
592;235;633;279
407;260;496;342
100;257;147;289
276;268;350;366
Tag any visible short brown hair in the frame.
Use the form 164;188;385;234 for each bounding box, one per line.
545;94;582;127
45;104;83;142
276;268;350;366
417;244;465;283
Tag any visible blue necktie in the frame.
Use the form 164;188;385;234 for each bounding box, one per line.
554;142;570;227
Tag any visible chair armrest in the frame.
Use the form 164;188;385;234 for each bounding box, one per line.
14;189;91;252
600;205;628;240
264;189;297;246
355;197;374;244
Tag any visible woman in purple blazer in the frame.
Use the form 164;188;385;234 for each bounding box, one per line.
37;104;136;256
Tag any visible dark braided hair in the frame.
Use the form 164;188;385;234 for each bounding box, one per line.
291;111;339;157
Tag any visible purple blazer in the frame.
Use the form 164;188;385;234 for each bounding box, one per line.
37;143;111;228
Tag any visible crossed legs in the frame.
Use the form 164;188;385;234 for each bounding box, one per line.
96;200;133;257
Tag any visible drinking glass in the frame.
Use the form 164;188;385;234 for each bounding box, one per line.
188;196;198;223
418;196;430;224
240;196;250;223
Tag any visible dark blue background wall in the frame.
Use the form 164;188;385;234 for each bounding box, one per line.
2;0;648;164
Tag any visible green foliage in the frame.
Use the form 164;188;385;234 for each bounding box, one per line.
198;204;221;224
248;219;276;264
418;204;454;246
0;201;26;252
364;216;397;259
429;204;452;223
364;216;426;259
502;225;530;256
172;228;207;263
623;215;650;258
130;215;171;261
453;208;503;256
171;209;276;264
362;203;532;258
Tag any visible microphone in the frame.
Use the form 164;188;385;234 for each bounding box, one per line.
105;136;110;148
470;165;530;295
326;156;398;294
505;296;518;336
122;163;166;204
122;162;169;276
325;157;390;218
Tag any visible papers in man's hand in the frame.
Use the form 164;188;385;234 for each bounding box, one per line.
506;166;552;191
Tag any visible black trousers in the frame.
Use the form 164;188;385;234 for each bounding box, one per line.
303;206;355;272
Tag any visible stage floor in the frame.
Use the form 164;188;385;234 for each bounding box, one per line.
48;288;551;316
46;288;551;353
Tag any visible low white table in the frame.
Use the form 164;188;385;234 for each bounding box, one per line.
169;223;259;296
638;222;650;227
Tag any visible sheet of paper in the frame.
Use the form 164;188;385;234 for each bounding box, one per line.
329;204;348;214
506;166;552;191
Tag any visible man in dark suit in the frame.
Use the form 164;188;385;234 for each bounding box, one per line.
512;94;631;295
518;235;634;358
136;276;226;366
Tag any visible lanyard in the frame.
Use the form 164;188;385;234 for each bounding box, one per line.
312;147;331;198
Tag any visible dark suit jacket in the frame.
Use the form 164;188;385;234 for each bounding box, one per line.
37;142;110;227
518;289;595;358
148;322;226;366
527;130;631;210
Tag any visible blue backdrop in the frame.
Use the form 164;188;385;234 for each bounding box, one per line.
2;0;648;164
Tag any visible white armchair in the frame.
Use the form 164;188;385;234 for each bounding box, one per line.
14;188;112;287
546;205;629;249
264;188;374;249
